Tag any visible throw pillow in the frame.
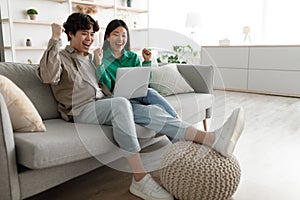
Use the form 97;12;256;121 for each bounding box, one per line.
0;75;46;132
150;63;194;96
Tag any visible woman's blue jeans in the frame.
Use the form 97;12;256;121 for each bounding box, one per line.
74;97;190;154
132;88;178;117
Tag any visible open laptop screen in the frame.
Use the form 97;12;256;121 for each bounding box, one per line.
113;67;151;99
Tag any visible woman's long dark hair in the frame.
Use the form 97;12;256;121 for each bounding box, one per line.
102;19;131;51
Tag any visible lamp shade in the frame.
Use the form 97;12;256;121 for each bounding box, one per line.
185;11;201;28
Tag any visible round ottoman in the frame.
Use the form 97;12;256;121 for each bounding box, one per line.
160;141;241;200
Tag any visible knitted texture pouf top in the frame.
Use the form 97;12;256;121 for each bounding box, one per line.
160;141;241;200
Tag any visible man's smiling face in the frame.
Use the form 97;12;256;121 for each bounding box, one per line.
70;26;95;56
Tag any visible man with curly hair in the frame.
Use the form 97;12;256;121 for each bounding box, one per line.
37;12;245;200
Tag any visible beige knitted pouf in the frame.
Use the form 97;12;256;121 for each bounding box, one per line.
160;141;241;200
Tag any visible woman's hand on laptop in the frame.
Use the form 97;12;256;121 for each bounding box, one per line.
94;48;103;66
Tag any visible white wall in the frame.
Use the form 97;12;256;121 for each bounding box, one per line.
3;0;300;63
149;0;300;46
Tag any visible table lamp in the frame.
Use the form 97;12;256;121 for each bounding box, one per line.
185;11;201;41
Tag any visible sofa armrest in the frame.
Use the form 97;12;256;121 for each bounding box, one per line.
177;64;214;119
177;64;214;94
0;94;20;200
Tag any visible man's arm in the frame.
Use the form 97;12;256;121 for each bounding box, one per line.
37;23;64;85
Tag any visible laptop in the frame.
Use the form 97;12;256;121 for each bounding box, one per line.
113;67;151;99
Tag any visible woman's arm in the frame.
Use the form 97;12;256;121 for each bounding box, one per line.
95;63;112;90
93;48;112;90
141;48;152;67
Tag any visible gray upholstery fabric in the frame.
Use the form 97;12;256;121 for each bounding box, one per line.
165;93;213;124
150;63;195;96
19;157;103;198
0;62;214;200
0;94;20;200
0;62;59;120
14;119;156;169
177;65;214;119
177;65;214;94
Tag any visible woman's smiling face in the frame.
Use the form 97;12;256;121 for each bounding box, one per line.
107;26;128;53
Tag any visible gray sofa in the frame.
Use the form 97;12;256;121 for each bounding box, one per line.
0;62;214;200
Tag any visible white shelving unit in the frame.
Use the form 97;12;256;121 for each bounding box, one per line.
0;0;149;63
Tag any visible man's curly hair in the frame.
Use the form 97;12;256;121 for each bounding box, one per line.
63;12;99;41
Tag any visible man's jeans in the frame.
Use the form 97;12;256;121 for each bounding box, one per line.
74;97;190;153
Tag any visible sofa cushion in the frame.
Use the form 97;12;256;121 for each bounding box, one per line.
0;75;46;132
14;119;157;169
0;62;60;120
165;93;213;124
150;64;194;96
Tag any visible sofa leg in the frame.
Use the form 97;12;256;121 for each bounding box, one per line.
202;119;207;131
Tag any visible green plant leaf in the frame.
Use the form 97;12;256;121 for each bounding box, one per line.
27;8;38;14
157;57;161;63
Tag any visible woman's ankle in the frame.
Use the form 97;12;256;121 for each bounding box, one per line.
133;172;147;181
202;131;215;146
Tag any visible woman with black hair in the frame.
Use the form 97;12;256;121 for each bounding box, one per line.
38;13;244;200
94;19;180;119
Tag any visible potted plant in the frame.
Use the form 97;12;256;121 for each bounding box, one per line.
26;8;38;20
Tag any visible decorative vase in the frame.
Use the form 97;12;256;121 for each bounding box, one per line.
127;0;132;7
28;14;37;20
26;39;32;47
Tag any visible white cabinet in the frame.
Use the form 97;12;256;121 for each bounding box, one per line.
201;45;300;97
201;46;249;90
248;70;300;95
0;0;149;63
248;47;300;71
248;46;300;95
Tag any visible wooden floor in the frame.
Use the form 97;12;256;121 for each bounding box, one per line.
26;165;154;200
26;91;300;200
